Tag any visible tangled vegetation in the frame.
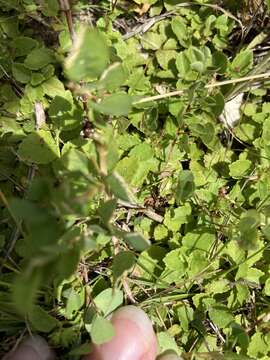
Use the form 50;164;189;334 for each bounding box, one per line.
1;0;270;358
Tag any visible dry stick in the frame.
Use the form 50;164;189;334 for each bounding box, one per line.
58;0;75;43
111;0;118;12
133;71;270;104
60;1;95;146
117;200;163;223
228;51;270;99
61;0;94;138
122;12;174;40
34;102;46;129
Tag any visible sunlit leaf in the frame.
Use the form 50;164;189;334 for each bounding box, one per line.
65;27;109;81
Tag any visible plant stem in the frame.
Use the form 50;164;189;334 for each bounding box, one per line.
134;72;270;104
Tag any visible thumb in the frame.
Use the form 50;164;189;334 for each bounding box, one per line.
84;305;158;360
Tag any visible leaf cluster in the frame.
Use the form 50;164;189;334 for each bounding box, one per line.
1;1;270;359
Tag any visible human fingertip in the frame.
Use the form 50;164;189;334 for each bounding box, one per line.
84;305;157;360
4;335;55;360
112;305;155;339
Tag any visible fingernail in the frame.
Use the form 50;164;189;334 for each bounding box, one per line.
85;305;157;360
112;305;155;339
111;305;157;359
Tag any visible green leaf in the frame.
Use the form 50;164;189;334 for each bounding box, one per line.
171;17;190;48
90;316;115;345
176;170;195;203
0;16;19;38
161;248;186;283
231;323;249;353
59;31;72;55
98;199;117;224
229;159;252;178
69;343;92;356
126;67;151;92
262;117;270;145
138;245;166;280
176;52;193;81
112;251;136;281
239;210;260;232
264;278;270;296
124;232;150;251
182;229;215;252
29;305;59;332
236;264;264;285
48;93;71;116
65;27;109;81
235;122;257;143
31;73;46;86
94;288;123;316
24;48;55;70
236;284;250;306
208;306;234;328
105;172;135;203
41;64;55;80
154;225;168;241
116;133;141;152
206;92;225;116
18;130;59;164
13;270;42;315
164;204;192;232
237;210;260;249
157;332;180;355
41;0;59;16
176;46;211;80
224;352;254;360
188;251;208;276
61;148;90;175
56;246;81;281
141;32;165;50
65;288;84;319
12;36;38;57
0;117;23;134
48;91;82;131
91;93;133;116
12;63;31;83
156;50;177;70
189;121;217;150
206;279;230;294
177;305;194;332
212;51;228;74
230;50;253;76
247;331;269;358
42;76;65;97
191;61;204;73
99;62;127;91
115;142;158;187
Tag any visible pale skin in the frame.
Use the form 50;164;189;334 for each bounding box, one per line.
4;306;182;360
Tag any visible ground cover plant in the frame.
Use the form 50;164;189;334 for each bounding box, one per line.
1;0;270;358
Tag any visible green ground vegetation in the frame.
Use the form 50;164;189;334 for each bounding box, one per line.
1;0;270;359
